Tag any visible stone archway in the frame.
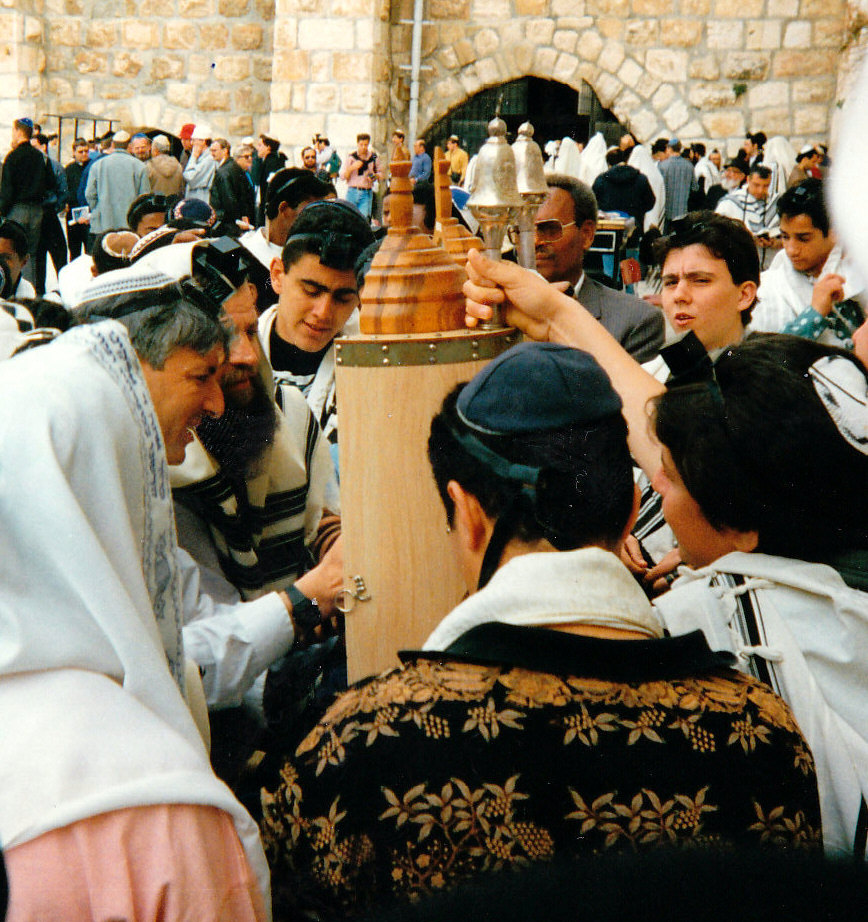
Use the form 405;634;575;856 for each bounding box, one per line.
408;20;713;147
423;77;624;157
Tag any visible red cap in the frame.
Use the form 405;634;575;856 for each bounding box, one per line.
179;123;195;140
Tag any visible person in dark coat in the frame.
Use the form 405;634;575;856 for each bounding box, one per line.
64;138;91;259
592;147;656;239
210;144;256;237
0;118;56;288
255;135;287;226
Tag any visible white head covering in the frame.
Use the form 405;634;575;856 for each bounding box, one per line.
0;321;269;899
830;61;868;280
577;132;607;187
553;136;582;180
0;302;28;358
628;143;666;231
763;135;796;199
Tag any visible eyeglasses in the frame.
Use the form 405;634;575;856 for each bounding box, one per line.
506;219;576;246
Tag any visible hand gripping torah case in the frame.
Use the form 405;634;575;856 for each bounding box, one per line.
336;159;518;681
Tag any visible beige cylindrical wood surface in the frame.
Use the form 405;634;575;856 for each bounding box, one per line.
335;330;517;682
336;152;517;682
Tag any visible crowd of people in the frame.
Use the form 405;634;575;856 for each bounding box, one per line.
0;90;866;922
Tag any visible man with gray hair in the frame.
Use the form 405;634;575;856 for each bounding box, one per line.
147;134;185;196
211;142;256;237
77;254;343;776
84;129;150;242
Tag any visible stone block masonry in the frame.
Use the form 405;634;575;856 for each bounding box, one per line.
3;0;863;177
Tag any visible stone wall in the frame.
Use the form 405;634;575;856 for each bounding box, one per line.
268;0;391;164
397;0;852;155
26;0;275;140
4;0;867;166
0;0;45;134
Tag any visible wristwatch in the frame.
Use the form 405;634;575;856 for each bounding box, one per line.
287;585;321;642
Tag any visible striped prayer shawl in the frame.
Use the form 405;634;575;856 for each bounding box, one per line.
173;396;328;600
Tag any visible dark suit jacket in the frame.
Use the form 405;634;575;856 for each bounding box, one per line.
575;275;664;363
210;159;255;237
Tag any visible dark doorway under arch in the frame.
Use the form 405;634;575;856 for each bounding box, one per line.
426;77;623;156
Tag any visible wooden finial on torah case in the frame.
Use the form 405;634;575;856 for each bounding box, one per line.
335;157;518;682
359;160;466;333
433;151;482;270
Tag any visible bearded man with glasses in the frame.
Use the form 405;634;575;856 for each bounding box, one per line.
532;174;664;362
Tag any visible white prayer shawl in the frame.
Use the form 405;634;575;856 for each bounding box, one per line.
0;322;270;908
655;551;868;857
628;144;666;231
576;132;607;187
423;547;665;651
763;135;796;199
694;155;720;195
553;136;583;180
258;302;360;446
0;305;25;358
132;238;201;279
170;367;336;598
240;226;283;271
752;244;865;344
56;252;96;309
715;187;780;236
830;61;868;285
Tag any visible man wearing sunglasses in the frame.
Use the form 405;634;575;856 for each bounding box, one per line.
533;174;664;363
261;200;375;449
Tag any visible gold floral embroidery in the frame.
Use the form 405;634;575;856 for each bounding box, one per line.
566;787;718;847
748;803;821;848
793;743;815;775
263;651;823;920
462;697;524;740
314;723;358;775
409;660;501;701
670;675;752;714
358;704;402;746
667;713;716;752
381;783;429;829
561;704;618;746
498;668;574;708
378;774;551;895
403;703;452;739
728;713;772;753
620;708;666;745
745;682;804;734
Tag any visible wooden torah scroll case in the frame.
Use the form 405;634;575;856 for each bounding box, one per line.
336;328;519;682
335;160;518;681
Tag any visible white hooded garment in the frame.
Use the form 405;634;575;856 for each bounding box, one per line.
0;321;270;908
